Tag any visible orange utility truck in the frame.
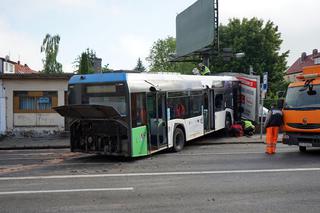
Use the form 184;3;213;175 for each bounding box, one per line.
282;65;320;152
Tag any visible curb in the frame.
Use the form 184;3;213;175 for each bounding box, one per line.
0;141;280;151
189;141;265;146
0;145;70;150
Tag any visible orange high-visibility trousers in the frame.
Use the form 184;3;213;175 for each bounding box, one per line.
266;127;279;154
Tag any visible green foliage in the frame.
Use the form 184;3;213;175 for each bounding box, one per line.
74;48;97;74
146;36;196;74
211;18;289;95
40;34;63;73
102;64;112;73
134;58;146;72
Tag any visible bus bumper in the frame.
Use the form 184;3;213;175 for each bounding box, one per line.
283;132;320;147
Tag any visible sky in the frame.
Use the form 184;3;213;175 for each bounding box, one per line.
0;0;319;72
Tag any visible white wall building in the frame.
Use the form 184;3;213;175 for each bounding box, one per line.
0;73;72;136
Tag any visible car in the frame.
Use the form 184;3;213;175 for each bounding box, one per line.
259;105;269;122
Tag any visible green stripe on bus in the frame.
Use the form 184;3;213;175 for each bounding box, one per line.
131;126;148;157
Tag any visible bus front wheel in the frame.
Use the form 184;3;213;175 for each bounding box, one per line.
173;128;185;152
299;146;307;152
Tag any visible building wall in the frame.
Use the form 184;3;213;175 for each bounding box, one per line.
3;61;15;74
0;79;6;134
0;59;3;73
3;79;68;135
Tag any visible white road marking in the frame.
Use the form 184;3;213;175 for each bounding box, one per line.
0;187;134;195
1;168;320;181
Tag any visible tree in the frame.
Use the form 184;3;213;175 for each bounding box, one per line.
211;18;289;95
40;34;63;73
134;58;146;72
102;64;112;73
146;36;196;74
74;48;97;74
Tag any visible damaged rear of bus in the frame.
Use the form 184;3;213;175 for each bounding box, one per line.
55;73;132;157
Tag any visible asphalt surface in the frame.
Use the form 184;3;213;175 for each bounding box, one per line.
1;141;320;213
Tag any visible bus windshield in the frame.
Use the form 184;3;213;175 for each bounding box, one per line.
284;84;320;110
68;83;127;116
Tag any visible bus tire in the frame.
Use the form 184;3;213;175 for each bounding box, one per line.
224;114;232;135
173;128;185;152
299;146;307;152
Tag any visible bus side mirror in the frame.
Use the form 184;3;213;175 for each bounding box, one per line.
307;89;317;96
149;86;157;92
307;84;317;95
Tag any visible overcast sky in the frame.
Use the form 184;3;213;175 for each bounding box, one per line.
0;0;319;72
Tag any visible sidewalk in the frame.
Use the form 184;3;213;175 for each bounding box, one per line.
0;134;281;150
0;136;69;150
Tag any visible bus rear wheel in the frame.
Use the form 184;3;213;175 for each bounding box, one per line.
173;128;185;152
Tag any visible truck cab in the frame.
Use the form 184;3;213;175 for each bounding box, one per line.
282;66;320;152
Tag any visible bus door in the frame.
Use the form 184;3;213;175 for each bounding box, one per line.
209;89;215;130
203;91;210;132
147;92;168;151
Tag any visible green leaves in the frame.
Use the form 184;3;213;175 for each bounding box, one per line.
211;18;289;95
146;36;196;74
74;48;97;74
134;58;146;72
41;34;63;74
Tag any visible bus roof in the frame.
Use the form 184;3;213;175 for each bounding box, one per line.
69;72;239;93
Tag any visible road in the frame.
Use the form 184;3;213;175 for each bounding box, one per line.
1;141;320;213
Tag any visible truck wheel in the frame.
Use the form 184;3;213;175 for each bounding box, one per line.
299;146;307;152
173;128;185;152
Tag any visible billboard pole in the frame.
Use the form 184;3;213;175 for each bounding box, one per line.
213;0;219;52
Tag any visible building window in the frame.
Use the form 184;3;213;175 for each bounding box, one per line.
13;91;58;113
314;57;320;65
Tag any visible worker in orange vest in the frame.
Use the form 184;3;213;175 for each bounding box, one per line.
264;101;283;154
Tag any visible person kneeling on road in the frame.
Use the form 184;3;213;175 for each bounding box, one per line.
242;120;255;136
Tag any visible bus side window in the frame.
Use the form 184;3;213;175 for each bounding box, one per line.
215;94;224;112
168;96;189;119
190;95;202;116
131;93;147;128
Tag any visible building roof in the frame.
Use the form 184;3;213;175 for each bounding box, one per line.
287;51;320;75
0;73;73;80
14;63;36;74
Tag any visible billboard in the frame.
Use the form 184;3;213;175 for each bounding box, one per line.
237;76;259;122
176;0;215;57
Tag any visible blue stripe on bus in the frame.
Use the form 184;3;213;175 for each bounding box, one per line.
69;73;127;84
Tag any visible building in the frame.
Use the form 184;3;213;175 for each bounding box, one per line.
285;49;320;82
14;61;35;74
0;56;36;74
92;57;102;73
0;73;72;136
0;56;16;74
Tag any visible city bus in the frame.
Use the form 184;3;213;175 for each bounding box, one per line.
55;72;241;157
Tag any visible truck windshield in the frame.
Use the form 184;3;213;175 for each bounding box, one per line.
284;84;320;110
68;83;127;116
